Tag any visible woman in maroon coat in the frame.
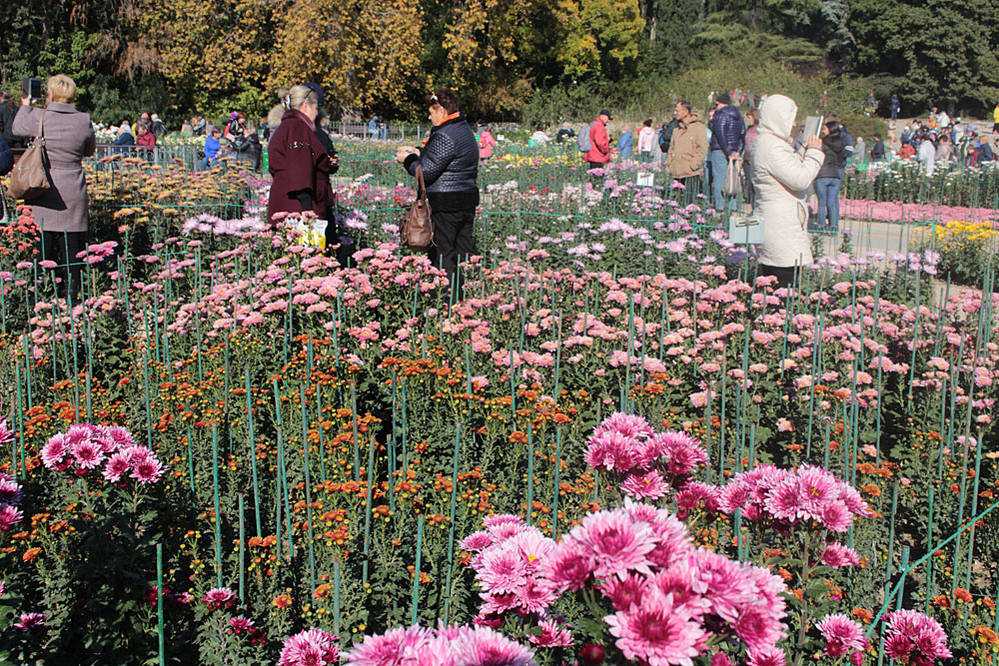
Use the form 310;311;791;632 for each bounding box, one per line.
266;85;334;223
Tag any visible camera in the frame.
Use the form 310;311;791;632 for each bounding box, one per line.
22;77;41;101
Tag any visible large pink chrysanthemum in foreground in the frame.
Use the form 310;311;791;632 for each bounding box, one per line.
884;609;952;664
279;628;339;666
605;587;705;666
816;613;866;658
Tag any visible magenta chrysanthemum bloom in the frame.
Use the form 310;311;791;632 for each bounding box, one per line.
657;431;708;477
884;610;952;663
585;429;642;473
795;466;838;518
600;572;649;612
279;628;339;666
528;619;573;648
71;440;104;469
104;425;136;449
461;530;495;553
542;541;593;592
594;412;654;440
202;587;235;610
570;509;656;580
605;587;705;666
821;542;861;568
816;613;866;658
131;457;164;484
747;646;786;666
14;612;45;631
228;615;256;636
452;625;537;665
763;477;803;522
346;626;434;665
0;419;14;446
819;501;852;532
622;470;668;499
483;514;523;529
648;561;710;620
0;504;23;531
691;550;754;623
0;475;23;504
676;482;722;519
103;453;132;483
41;434;69;469
477;545;528;595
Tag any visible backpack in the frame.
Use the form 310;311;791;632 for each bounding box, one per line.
658;119;678;153
577;124;591;152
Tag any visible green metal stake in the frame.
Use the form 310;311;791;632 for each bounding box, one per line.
211;426;223;588
157;543;165;666
410;515;425;626
245;369;261;537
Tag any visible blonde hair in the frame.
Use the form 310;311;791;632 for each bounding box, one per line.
47;74;77;104
285;85;317;111
267;104;284;129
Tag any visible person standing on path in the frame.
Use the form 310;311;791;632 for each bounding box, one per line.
665;100;708;205
751;94;824;289
637;119;655;162
708;93;745;212
396;89;479;282
12;74;95;301
815;121;847;231
584;110;612;169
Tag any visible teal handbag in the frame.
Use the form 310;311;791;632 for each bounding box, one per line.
728;211;763;244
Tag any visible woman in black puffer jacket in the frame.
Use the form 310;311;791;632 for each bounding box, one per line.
396;89;479;280
814;120;847;230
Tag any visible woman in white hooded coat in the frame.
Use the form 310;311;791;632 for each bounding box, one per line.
751;94;825;288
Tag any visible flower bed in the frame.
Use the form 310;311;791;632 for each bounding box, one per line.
0;165;997;664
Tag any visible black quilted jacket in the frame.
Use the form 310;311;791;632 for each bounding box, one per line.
404;116;479;210
709;104;745;156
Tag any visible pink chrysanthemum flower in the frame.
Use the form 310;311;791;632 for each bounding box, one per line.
477;545;528;595
594;412;654;440
70;440;104;469
542;542;593;592
648;561;711;620
821;542;861;568
600;572;649;612
816;613;867;658
528;619;573;648
452;625;537;665
346;626;434;665
569;509;656;580
14;612;45;631
747;646;786;666
819;501;852;532
41;434;69;469
585;429;642;473
0;504;23;531
202;587;235;610
884;609;952;663
657;431;708;477
131;457;164;484
795;466;838;518
461;530;494;553
228;616;256;636
605;587;705;666
0;475;23;504
279;628;339;666
676;482;722;519
0;419;14;446
691;550;754;623
103;453;132;483
763;477;803;522
621;469;668;499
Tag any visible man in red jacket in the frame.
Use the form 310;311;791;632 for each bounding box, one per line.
584;110;612;169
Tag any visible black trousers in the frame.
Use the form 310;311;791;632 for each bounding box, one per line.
429;207;476;282
758;264;799;289
39;230;87;300
678;176;703;206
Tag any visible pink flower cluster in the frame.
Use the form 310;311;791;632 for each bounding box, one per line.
202;587;236;611
0;471;24;532
461;515;558;618
815;614;866;661
41;424;164;485
585;414;707;500
279;628;339;666
345;624;535;666
883;610;952;665
464;501;788;664
710;464;871;532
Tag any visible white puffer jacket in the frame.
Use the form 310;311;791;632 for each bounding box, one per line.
751;95;825;268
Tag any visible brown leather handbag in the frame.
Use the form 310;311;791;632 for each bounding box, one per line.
401;164;433;249
9;110;51;200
